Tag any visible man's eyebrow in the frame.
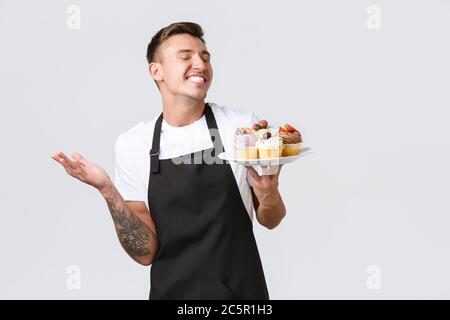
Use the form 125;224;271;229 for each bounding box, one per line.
176;49;211;56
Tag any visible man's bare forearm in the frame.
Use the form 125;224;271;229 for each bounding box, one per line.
99;183;156;265
254;189;286;230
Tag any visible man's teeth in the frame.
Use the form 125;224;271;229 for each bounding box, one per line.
187;76;206;83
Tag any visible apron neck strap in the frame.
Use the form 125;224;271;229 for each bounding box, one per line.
204;103;225;156
150;103;223;174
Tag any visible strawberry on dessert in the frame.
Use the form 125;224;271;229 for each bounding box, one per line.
252;119;269;131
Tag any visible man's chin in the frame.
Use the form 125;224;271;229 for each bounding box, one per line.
185;91;208;101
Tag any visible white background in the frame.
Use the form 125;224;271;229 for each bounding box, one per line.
0;0;449;299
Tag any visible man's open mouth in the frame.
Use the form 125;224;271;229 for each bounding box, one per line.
186;76;208;84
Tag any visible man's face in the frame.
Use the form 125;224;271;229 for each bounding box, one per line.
150;34;213;101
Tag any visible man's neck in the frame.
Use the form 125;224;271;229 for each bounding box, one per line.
161;97;206;127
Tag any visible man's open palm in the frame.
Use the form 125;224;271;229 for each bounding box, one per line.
51;151;110;191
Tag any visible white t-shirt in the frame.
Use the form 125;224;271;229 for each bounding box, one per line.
113;102;259;221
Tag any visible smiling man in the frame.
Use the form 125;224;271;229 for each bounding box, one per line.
51;22;286;300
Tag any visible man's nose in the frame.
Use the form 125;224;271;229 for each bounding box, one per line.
192;55;208;70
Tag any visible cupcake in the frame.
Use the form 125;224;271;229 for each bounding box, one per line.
279;124;302;156
234;128;258;159
256;136;284;159
256;127;279;140
252;119;283;159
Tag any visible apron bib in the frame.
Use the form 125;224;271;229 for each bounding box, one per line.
147;103;269;300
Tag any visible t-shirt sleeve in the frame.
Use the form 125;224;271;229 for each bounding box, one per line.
113;134;147;202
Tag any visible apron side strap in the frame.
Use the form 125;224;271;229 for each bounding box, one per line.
150;148;160;173
150;113;163;174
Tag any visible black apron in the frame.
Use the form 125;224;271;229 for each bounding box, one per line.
147;103;269;300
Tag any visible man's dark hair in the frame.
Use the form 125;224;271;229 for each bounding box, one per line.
146;22;206;64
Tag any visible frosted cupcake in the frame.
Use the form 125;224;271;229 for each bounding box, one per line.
252;119;283;159
256;127;279;140
256;136;284;159
234;128;258;159
279;124;302;156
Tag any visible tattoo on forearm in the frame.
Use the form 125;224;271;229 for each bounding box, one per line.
106;199;151;257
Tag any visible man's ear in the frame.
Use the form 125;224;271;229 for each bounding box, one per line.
149;62;163;82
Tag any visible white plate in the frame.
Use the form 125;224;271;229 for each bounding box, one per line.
218;147;313;166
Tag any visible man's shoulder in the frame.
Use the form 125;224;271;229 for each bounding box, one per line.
209;102;253;127
115;117;157;148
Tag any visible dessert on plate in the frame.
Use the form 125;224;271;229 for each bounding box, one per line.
253;120;284;159
256;136;284;159
234;127;258;160
233;119;303;160
279;124;302;156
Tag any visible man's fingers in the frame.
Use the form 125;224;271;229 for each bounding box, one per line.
51;155;71;171
59;152;75;167
51;153;60;162
51;151;66;164
52;152;78;170
245;166;261;184
276;165;283;177
72;152;87;167
72;152;84;161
